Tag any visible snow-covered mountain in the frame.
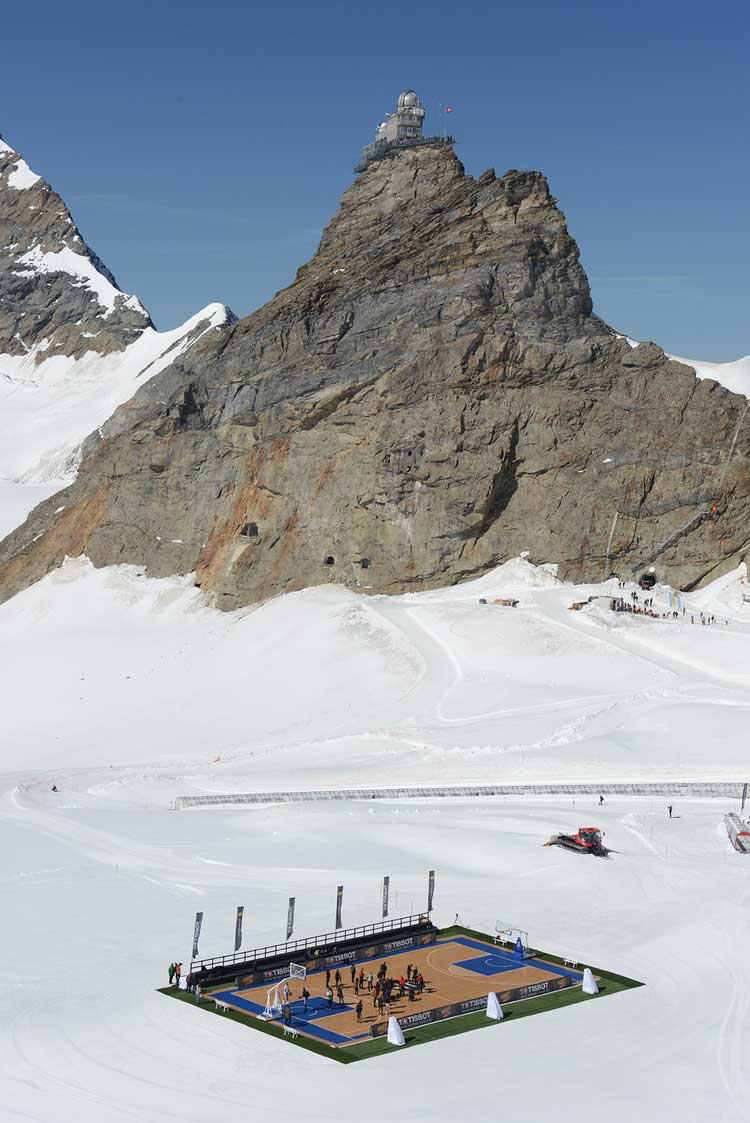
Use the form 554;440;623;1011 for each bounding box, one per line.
0;134;151;360
0;133;235;524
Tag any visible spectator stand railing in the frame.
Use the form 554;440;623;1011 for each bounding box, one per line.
191;912;430;974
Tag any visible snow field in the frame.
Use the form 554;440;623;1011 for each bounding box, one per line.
2;556;749;792
0;790;748;1122
2;551;750;1120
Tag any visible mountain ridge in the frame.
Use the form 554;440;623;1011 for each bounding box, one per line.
0;133;236;492
0;133;152;358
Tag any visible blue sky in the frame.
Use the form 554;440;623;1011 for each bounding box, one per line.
2;0;747;359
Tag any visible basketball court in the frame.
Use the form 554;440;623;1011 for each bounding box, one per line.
209;934;585;1047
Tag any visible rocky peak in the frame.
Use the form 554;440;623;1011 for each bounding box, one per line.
1;144;748;607
0;134;152;361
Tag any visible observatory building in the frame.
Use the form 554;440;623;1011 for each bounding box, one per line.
376;90;426;146
357;90;453;171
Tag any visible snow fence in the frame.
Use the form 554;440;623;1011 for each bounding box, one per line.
175;781;749;810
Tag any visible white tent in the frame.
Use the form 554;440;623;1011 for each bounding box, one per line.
486;992;504;1020
582;968;599;995
387;1016;405;1046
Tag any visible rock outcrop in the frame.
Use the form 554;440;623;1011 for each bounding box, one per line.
0;135;151;359
1;144;749;605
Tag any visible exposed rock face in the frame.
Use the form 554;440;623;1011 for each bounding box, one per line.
0;134;151;360
1;145;749;606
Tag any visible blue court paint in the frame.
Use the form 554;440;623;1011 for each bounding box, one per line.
213;990;352;1022
447;939;583;982
211;989;355;1045
453;954;527;977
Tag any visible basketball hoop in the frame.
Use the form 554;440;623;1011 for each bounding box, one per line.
494;922;533;958
260;962;307;1020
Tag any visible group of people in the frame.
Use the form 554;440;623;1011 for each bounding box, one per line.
610;583;729;628
611;595;665;619
369;961;425;1015
168;961;204;1003
165;954;429;1027
316;959;427;1020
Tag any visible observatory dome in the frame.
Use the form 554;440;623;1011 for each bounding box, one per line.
398;91;421;108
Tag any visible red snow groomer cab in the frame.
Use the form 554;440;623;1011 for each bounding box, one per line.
544;826;609;857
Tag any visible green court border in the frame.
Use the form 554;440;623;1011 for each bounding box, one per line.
158;925;643;1063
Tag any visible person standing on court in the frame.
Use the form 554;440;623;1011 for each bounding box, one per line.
326;986;333;1010
174;963;182;987
168;962;175;985
336;983;345;1005
283;982;290;1003
356;999;363;1022
194;983;202;1004
301;986;310;1012
668;804;673;819
350;963;356;984
325;967;331;988
366;971;373;992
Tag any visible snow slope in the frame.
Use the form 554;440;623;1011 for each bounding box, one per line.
3;557;750;1121
0;482;58;539
2;555;750;789
0;302;232;488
